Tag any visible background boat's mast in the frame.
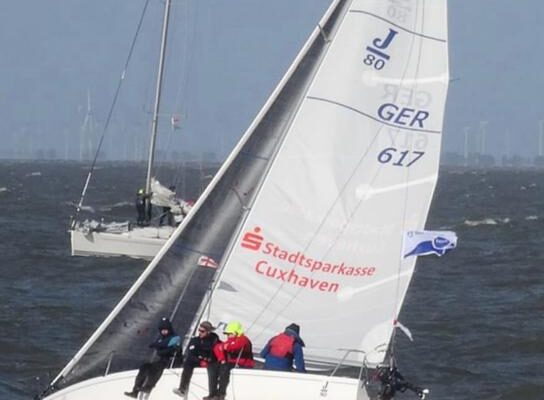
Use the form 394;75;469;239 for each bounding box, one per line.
145;0;172;216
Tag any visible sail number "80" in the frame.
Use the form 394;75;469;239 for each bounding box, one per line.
377;147;425;167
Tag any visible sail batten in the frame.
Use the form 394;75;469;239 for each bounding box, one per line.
306;96;443;134
349;9;447;42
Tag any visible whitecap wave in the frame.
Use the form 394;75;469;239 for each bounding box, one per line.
99;201;132;212
63;201;95;213
111;201;132;208
464;218;510;226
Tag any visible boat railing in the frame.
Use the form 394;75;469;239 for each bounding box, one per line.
310;348;370;398
95;346;382;387
104;351;115;376
330;348;369;380
327;345;389;387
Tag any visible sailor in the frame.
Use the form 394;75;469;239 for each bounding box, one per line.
376;364;429;400
124;317;181;398
260;323;306;372
172;321;220;397
211;321;254;400
135;188;146;226
160;185;176;227
201;334;227;400
145;190;153;224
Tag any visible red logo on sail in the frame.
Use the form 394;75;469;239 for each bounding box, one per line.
241;227;263;251
198;255;218;269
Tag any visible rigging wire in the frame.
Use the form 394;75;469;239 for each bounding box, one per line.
156;0;197;190
172;0;198;191
390;0;426;359
71;0;152;227
155;1;187;186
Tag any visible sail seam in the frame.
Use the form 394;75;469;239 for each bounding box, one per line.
349;9;446;42
306;96;442;134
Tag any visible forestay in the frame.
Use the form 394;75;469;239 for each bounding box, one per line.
206;0;449;366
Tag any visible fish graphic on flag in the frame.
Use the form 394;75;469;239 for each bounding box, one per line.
403;230;457;258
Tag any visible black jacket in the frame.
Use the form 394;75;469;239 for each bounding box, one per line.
184;332;220;367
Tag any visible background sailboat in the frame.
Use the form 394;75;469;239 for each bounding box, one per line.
69;0;193;260
38;0;450;398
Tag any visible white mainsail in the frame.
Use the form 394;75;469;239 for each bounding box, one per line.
206;0;449;365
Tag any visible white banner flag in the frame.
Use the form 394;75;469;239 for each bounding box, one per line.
394;320;413;342
403;230;457;258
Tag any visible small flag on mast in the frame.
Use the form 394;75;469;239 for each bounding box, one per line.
394;320;413;341
171;114;181;130
198;255;218;269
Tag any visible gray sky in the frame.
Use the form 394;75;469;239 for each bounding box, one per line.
0;0;542;160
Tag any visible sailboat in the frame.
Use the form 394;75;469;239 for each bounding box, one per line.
38;0;450;399
69;0;192;260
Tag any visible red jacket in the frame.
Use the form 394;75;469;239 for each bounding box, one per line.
213;341;226;363
222;334;255;368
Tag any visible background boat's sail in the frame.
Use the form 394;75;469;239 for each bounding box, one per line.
48;0;352;392
206;0;449;366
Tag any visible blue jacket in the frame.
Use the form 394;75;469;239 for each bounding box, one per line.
260;329;306;372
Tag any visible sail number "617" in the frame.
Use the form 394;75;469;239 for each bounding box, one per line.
377;147;425;167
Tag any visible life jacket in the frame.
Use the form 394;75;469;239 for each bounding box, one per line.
225;335;255;368
269;333;295;358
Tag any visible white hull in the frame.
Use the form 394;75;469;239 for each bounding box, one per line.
70;226;174;260
44;368;369;400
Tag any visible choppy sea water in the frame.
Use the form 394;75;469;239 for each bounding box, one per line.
0;161;542;400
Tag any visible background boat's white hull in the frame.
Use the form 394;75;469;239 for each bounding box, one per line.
43;368;370;400
70;226;174;260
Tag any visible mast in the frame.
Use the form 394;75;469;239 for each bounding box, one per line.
145;0;172;213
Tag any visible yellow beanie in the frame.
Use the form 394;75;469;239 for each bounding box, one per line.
224;321;243;336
